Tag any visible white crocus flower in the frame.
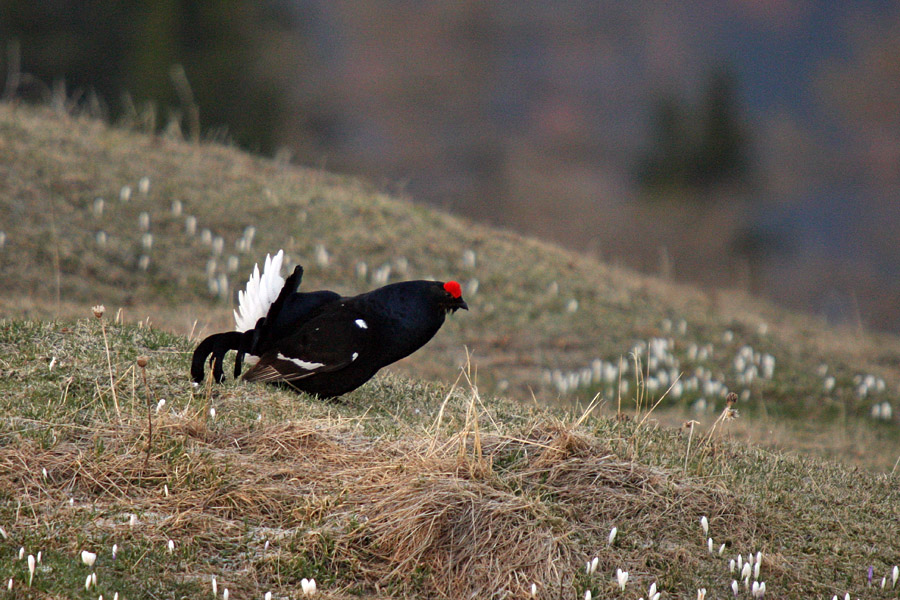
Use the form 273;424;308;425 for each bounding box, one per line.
700;516;709;536
301;578;317;596
81;550;97;567
616;568;628;591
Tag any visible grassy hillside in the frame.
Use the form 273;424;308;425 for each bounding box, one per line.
2;102;900;598
1;318;898;599
2;103;900;471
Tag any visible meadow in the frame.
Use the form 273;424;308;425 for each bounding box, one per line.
1;103;899;598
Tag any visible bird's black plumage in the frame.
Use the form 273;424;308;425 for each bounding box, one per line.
191;264;467;398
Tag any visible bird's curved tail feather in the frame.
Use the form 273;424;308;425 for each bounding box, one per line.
191;331;247;384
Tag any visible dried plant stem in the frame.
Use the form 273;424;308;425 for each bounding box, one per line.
684;420;697;474
574;391;603;428
705;393;740;443
99;319;121;419
457;352;490;475
139;360;155;467
631;352;645;418
170;64;200;143
638;372;682;428
616;355;625;417
428;369;464;455
704;406;731;443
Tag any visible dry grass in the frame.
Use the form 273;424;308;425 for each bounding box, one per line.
0;383;752;598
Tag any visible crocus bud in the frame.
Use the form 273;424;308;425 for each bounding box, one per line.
81;550;97;567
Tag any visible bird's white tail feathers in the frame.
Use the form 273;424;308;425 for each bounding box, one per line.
234;250;285;332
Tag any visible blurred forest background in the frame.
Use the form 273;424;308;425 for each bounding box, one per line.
3;1;900;331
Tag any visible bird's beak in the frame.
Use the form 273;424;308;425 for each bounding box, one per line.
447;298;468;312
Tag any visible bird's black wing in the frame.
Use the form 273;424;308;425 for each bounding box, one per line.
242;308;375;383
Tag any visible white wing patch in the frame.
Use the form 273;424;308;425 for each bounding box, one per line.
354;319;368;329
276;353;325;371
234;250;285;332
351;352;359;361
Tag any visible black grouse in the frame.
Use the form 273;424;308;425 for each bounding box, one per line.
191;250;468;398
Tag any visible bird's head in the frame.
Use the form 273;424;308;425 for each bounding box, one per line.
439;280;468;313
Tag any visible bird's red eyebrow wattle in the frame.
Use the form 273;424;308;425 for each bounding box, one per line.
444;281;462;298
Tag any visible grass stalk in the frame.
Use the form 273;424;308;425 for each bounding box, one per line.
138;356;154;467
93;306;121;419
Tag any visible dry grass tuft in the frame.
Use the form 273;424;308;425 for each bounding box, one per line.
238;417;755;598
0;400;755;598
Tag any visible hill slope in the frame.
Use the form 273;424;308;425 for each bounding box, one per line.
1;319;898;599
1;102;900;474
